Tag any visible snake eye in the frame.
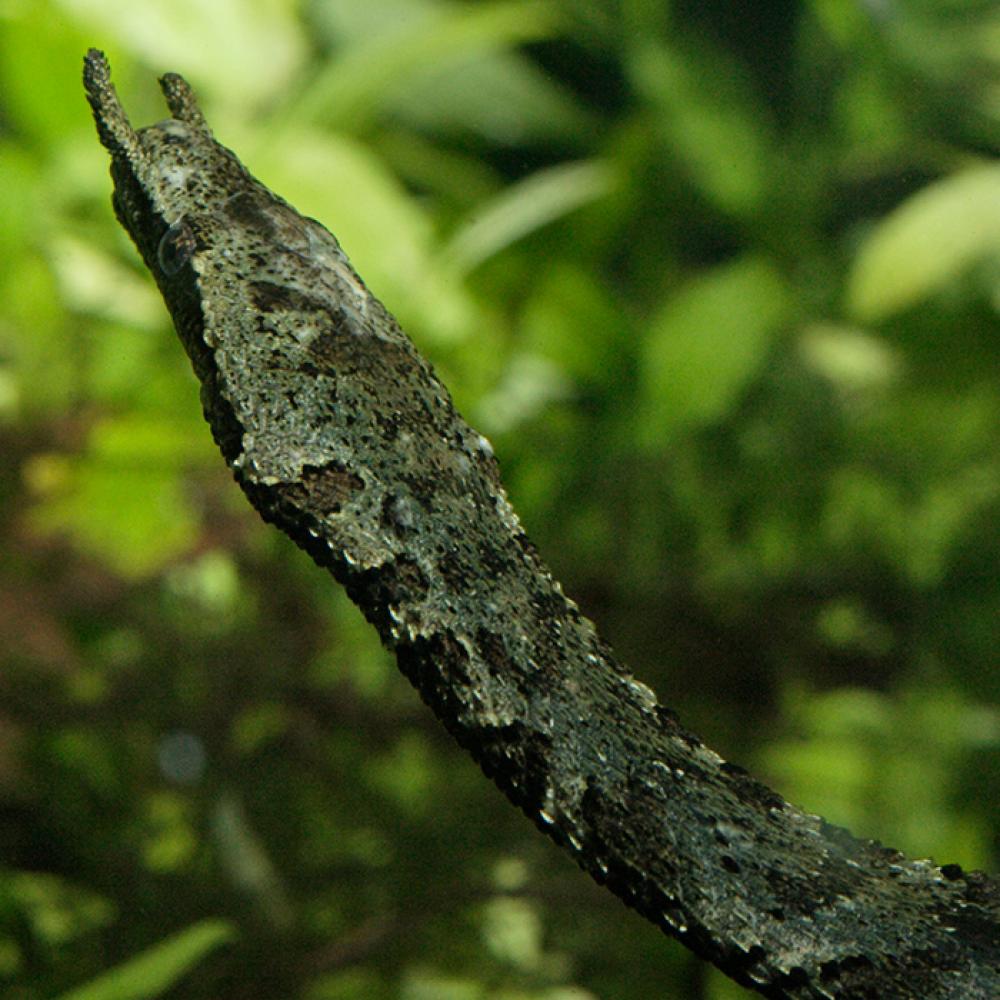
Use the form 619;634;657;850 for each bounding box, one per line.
157;218;196;275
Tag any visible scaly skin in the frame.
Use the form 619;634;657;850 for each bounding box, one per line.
83;50;1000;999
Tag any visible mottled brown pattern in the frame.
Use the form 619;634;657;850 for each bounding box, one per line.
83;50;1000;1000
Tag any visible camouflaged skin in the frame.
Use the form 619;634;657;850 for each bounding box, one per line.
83;50;1000;1000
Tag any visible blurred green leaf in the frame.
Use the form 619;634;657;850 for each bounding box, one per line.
304;969;392;1000
517;262;632;384
289;0;561;132
0;6;91;147
49;235;162;327
401;971;484;1000
808;0;871;47
5;872;114;949
822;459;1000;586
211;794;292;929
139;791;199;873
54;0;305;109
366;731;435;816
443;160;614;274
0;143;41;265
56;919;236;1000
798;323;900;393
477;353;573;433
847;165;1000;321
1;253;73;419
631;40;773;218
26;414;207;577
480;895;542;969
310;0;590;144
387;49;590;146
639;255;790;444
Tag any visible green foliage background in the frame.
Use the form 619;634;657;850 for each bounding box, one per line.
1;1;998;997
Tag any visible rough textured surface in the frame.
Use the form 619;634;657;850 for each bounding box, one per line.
83;50;1000;999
